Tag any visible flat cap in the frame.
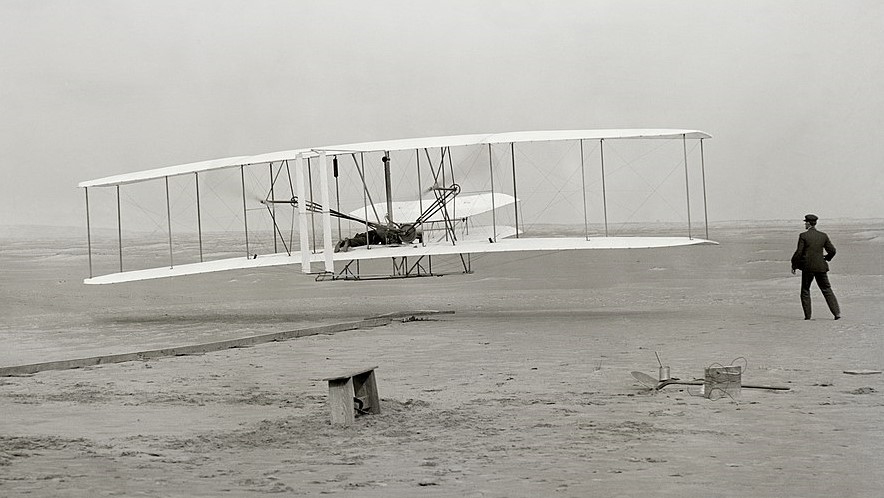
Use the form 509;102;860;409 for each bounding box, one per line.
804;214;819;223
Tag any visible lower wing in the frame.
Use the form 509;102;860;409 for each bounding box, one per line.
84;235;717;284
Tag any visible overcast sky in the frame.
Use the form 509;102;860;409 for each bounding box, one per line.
2;0;883;227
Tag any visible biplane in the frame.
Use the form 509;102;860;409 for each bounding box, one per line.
78;129;716;284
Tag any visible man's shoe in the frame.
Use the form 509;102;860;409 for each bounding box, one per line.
834;316;841;320
805;317;811;320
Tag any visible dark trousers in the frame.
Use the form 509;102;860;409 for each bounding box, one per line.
800;271;840;319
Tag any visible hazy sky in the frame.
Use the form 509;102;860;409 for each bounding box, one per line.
2;0;883;227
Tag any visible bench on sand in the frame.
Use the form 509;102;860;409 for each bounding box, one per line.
322;366;380;426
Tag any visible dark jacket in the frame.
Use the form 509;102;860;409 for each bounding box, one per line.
791;227;836;272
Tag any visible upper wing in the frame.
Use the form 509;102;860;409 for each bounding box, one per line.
313;129;711;155
78;155;257;188
79;129;712;187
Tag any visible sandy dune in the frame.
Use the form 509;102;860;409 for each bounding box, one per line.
1;221;882;496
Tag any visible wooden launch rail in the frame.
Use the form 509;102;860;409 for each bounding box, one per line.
0;310;451;377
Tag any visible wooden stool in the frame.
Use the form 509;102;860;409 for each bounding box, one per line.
323;366;380;426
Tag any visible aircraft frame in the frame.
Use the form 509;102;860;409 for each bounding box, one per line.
79;129;715;284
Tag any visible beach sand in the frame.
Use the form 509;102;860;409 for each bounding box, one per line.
1;221;882;497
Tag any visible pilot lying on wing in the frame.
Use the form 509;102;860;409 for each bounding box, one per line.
335;218;422;253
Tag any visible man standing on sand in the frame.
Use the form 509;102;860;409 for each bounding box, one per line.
791;214;841;320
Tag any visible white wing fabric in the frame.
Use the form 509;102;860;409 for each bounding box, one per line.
84;236;716;284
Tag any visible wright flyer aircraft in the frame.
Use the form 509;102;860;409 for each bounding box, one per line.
79;129;716;284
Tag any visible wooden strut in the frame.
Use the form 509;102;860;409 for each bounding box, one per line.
240;166;250;258
511;142;519;238
165;176;173;268
395;255;436;277
270;162;277;254
600;139;608;237
579;139;589;241
319;152;334;273
392;256;405;276
294;154;311;273
446;147;456;221
682;134;692;240
334;156;342;242
383;151;393;224
285;160;295;251
315;259;361;281
488;144;497;241
700;138;709;240
308;156;316;254
262;177;292;256
460;253;471;273
316;260;359;281
416;149;423;224
116;185;123;272
320;254;445;281
195;172;203;262
262;162;291;256
407;255;431;276
354;153;373;250
440;148;447;208
84;187;93;278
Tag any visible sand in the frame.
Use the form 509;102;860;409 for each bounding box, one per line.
1;221;883;497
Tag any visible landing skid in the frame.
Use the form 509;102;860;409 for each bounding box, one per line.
315;254;473;281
